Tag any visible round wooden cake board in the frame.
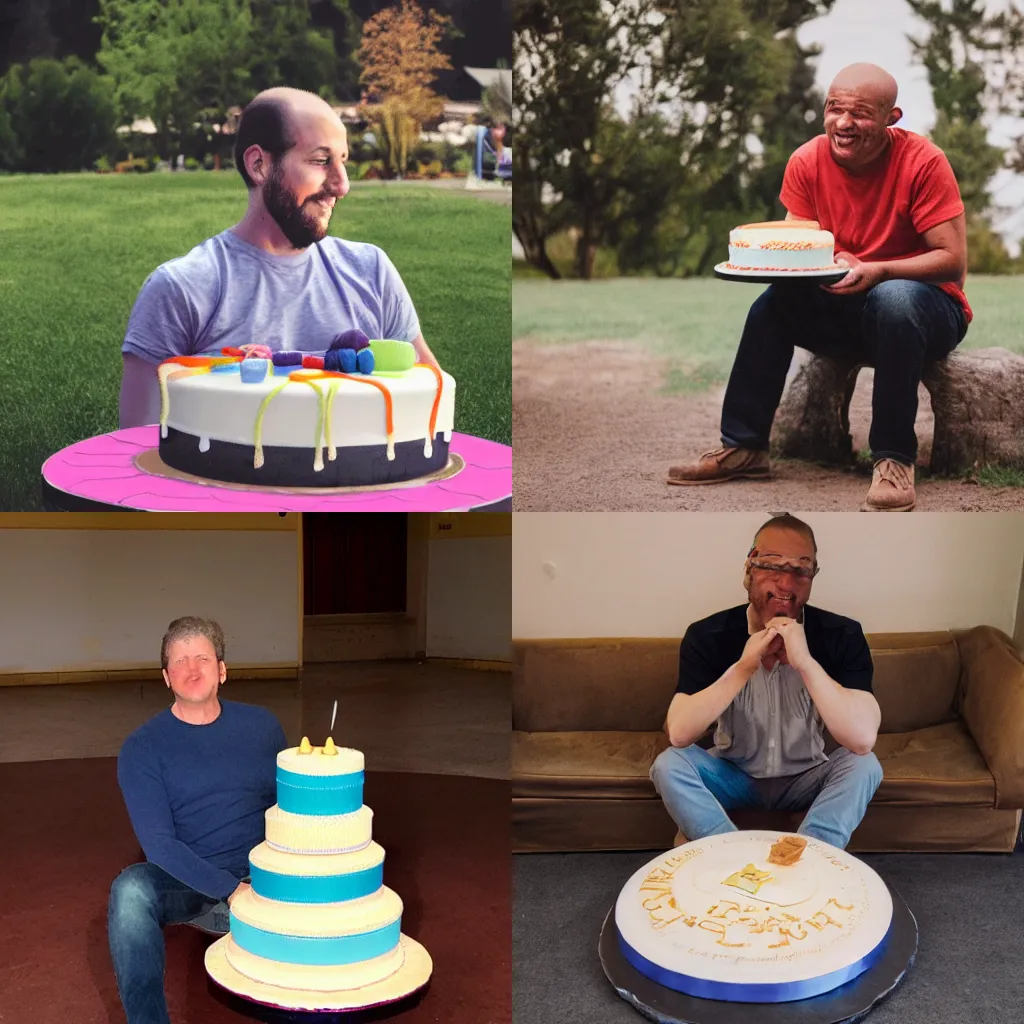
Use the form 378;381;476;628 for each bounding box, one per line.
712;264;850;286
40;426;511;511
599;885;917;1024
204;932;432;1018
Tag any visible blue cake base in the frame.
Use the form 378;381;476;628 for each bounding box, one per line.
598;886;917;1024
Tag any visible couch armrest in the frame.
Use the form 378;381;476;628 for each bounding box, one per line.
955;625;1024;809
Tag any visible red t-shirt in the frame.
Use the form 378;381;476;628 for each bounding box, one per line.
779;127;971;322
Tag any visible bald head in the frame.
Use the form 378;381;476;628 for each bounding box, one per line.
828;64;898;114
234;87;347;190
822;64;901;172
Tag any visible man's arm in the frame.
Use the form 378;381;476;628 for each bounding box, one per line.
119;353;163;429
411;333;441;371
117;739;242;900
665;627;780;747
786;207;967;293
769;618;881;754
798;658;881;755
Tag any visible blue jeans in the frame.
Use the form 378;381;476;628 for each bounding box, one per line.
108;862;230;1024
720;279;968;465
650;744;883;849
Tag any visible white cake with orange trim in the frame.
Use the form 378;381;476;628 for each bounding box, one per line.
204;737;432;1010
156;336;455;489
726;220;837;272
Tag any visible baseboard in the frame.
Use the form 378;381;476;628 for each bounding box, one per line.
0;665;300;686
427;658;511;672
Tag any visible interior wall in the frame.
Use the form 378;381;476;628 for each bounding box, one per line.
0;529;300;673
426;515;511;661
513;512;1024;639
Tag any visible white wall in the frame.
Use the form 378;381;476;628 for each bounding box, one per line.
426;536;511;660
513;513;1024;639
0;530;299;672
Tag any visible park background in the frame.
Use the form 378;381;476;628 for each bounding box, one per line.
512;0;1024;510
0;0;512;511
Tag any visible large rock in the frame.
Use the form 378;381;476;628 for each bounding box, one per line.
772;347;1024;475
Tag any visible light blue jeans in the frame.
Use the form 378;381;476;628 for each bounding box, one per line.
650;744;882;849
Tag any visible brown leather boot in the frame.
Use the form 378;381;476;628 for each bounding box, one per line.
862;458;916;511
666;446;771;486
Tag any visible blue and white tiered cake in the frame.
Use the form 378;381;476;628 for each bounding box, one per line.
205;737;432;1011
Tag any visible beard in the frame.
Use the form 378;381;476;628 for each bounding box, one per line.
262;163;331;249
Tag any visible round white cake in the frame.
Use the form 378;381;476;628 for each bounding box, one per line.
727;221;836;272
156;351;455;488
614;831;892;1003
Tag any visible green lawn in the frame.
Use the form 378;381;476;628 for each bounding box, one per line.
513;274;1024;394
0;173;510;511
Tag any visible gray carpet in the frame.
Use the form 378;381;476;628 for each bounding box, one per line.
514;850;1024;1024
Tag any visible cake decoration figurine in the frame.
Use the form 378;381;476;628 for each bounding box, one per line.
768;834;808;866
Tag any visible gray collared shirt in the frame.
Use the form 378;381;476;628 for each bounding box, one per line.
711;606;825;778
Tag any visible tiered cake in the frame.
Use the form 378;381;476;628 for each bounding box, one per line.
724;220;837;272
614;831;892;1003
205;737;432;1011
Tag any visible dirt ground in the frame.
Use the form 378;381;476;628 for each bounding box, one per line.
512;339;1024;511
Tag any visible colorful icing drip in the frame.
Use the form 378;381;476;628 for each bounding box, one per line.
415;363;444;458
294;371;396;461
252;381;292;469
293;377;328;471
158;361;216;439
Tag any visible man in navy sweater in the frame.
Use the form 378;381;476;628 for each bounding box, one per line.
108;616;286;1024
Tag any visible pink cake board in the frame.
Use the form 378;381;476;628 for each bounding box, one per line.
41;427;511;512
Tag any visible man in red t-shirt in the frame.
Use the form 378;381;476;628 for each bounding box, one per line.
668;63;970;511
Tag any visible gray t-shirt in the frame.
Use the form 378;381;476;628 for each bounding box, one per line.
122;229;421;364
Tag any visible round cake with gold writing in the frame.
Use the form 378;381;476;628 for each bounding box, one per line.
614;831;892;1002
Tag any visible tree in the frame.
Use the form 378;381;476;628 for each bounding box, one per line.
95;0;340;166
356;0;452;176
357;0;451;121
0;56;117;171
514;0;659;279
514;0;835;279
907;0;1012;271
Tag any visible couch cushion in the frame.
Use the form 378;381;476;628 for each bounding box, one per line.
865;632;961;733
514;720;994;807
513;640;678;732
513;731;668;799
872;721;994;806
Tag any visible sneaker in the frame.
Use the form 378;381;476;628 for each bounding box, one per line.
667;446;771;486
862;458;916;511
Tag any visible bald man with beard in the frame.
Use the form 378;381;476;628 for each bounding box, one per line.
668;64;971;512
119;87;441;428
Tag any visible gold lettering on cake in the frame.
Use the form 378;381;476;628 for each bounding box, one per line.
698;920;749;948
805;909;843;932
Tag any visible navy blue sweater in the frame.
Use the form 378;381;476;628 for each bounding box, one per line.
117;699;286;899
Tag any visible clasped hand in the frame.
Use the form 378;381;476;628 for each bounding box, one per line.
740;617;814;674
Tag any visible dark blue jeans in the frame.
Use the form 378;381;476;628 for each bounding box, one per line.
108;862;228;1024
720;279;968;464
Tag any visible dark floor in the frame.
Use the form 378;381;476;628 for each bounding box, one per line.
0;660;510;779
0;758;510;1024
513;849;1024;1024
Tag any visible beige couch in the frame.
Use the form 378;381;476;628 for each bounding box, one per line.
512;627;1024;853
